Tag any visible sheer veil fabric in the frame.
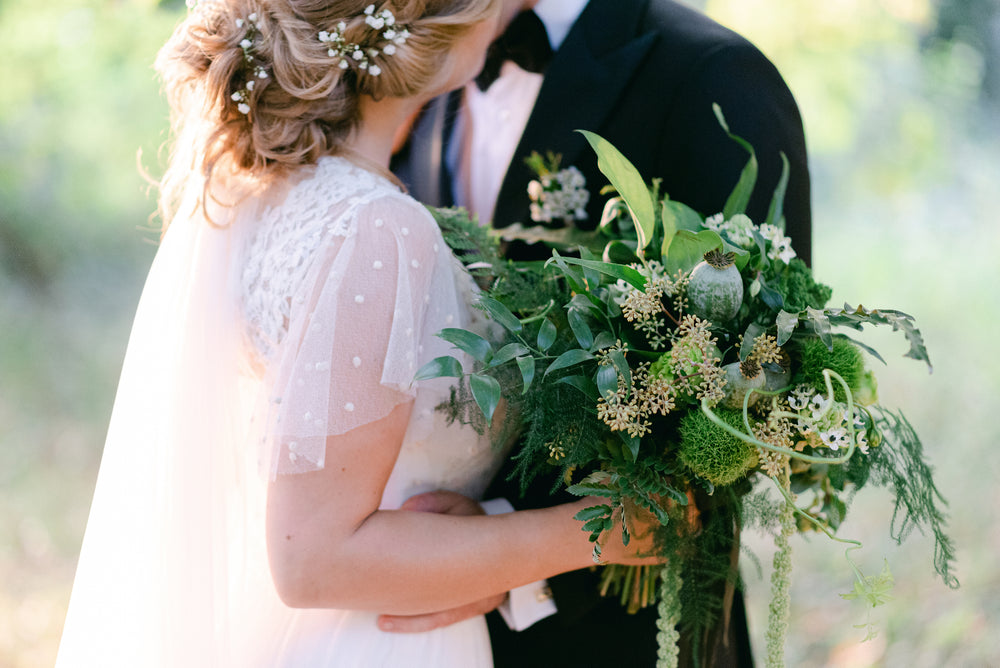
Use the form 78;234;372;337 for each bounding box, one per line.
57;157;502;667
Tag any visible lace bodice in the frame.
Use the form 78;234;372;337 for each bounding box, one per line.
237;156;502;501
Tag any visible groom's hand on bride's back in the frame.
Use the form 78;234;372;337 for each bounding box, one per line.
377;490;509;633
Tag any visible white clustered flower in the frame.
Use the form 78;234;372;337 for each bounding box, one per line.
819;427;849;451
760;223;797;264
705;213;755;247
527;166;590;223
319;8;408;78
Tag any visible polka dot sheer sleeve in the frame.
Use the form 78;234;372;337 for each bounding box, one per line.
242;163;478;479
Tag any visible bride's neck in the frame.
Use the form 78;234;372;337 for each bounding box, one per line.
345;94;424;168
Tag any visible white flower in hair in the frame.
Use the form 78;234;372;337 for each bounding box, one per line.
231;13;269;117
319;6;409;78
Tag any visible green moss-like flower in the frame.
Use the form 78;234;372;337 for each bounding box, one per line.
795;337;864;402
677;409;758;486
773;257;833;312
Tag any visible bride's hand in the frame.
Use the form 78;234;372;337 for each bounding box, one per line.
376;490;508;633
588;497;669;567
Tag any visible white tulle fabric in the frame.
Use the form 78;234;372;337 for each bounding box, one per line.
57;157;502;667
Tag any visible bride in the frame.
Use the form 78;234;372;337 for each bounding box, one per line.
56;0;660;666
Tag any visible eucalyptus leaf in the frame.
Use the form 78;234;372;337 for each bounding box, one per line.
537;318;557;351
438;328;493;363
489;342;531;368
590;330;618;352
414;355;463;381
470;373;501;423
578;130;656;250
609;348;632;397
516;356;536;393
622;432;641;462
549;347;597;376
568;309;595;349
479;295;522;333
596;363;618;399
555;374;599;399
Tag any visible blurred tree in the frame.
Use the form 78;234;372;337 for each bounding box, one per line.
925;0;1000;105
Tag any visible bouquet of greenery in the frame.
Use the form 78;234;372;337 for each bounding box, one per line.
421;106;957;667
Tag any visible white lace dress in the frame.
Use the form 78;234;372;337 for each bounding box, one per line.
57;157;502;667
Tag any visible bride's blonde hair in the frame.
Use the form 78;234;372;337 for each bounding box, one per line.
154;0;495;228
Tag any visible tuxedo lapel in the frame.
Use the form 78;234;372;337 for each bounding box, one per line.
492;0;658;228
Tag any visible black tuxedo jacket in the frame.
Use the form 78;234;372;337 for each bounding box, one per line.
393;0;811;665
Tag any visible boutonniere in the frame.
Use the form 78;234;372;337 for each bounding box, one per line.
525;151;590;225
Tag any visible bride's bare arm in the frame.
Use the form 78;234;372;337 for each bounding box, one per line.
266;401;646;614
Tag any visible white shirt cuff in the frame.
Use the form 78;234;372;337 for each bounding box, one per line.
480;498;559;631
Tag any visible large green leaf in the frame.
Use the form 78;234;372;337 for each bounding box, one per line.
713;103;758;219
663;229;723;275
470;373;501;423
438;328;493;363
578;130;656;251
414;355;463;381
478;295;522;333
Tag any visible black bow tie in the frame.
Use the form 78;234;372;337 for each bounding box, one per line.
475;10;553;91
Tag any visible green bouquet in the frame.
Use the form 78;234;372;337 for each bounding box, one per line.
420;105;957;668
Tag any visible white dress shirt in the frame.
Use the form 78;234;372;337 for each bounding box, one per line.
447;0;589;224
460;0;589;632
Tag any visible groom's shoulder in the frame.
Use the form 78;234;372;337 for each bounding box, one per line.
641;0;761;57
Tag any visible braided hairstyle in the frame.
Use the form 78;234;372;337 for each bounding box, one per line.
154;0;496;227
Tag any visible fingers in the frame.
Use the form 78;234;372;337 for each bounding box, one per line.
398;490;484;516
377;594;507;633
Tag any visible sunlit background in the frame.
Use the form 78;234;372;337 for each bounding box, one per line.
1;0;997;665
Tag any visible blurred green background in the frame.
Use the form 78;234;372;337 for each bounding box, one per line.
1;0;997;665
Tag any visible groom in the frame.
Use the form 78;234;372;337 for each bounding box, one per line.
390;0;811;664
